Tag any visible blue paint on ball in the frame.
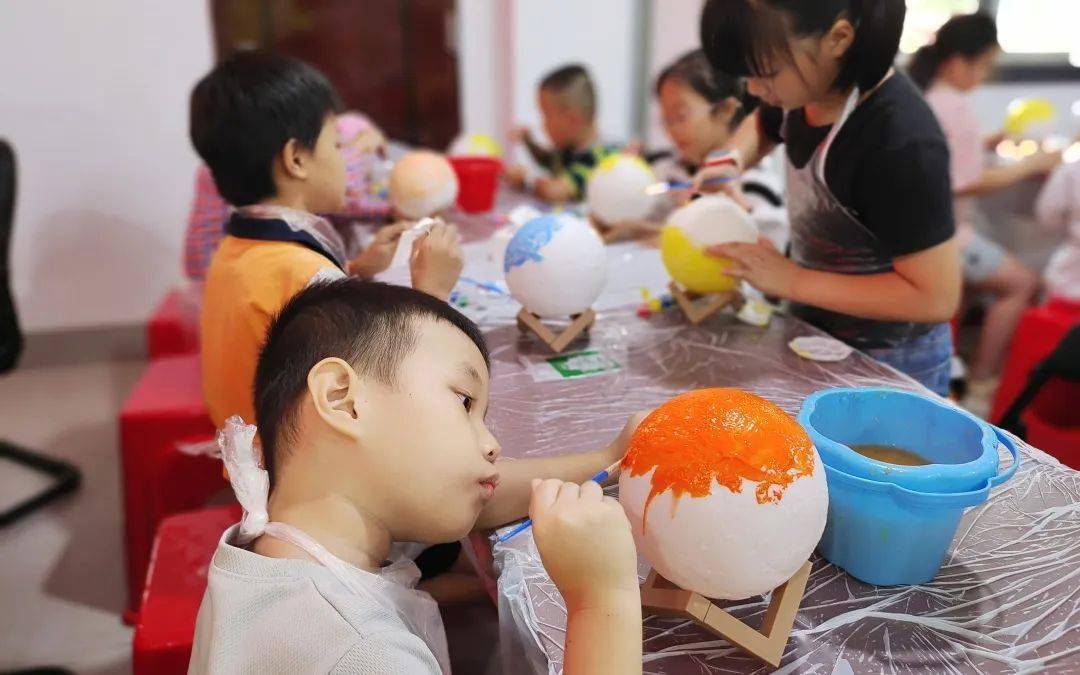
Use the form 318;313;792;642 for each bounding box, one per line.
503;215;564;273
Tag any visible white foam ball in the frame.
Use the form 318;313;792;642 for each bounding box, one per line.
586;154;656;224
389;150;459;219
503;214;607;318
620;455;827;600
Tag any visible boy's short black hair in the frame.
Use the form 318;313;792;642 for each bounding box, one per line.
189;50;342;206
539;64;596;120
254;279;490;484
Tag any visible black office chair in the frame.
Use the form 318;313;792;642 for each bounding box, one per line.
996;324;1080;439
0;138;81;528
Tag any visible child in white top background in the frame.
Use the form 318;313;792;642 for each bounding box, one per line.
910;12;1062;415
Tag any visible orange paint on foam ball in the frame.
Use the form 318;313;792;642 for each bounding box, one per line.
623;388;814;527
619;388;828;599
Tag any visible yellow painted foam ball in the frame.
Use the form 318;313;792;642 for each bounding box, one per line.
660;195;757;294
586;153;656;224
448;133;502;158
1004;98;1057;138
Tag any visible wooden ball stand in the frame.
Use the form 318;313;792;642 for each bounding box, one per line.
516;308;596;353
668;282;738;326
639;560;812;668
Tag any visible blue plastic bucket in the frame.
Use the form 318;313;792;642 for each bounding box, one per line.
801;388;1002;493
798;388;1020;585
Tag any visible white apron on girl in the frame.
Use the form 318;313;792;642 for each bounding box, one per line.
784;80;945;352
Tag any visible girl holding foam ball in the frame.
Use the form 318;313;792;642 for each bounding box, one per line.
694;0;960;396
652;50;788;251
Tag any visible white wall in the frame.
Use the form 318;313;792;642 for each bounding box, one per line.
511;0;640;144
645;0;705;148
972;83;1080;137
457;0;644;160
455;0;498;138
2;1;213;332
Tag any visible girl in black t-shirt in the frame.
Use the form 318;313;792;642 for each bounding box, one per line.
695;0;961;396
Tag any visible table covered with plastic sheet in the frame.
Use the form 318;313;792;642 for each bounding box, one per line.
482;306;1080;675
370;190;1080;673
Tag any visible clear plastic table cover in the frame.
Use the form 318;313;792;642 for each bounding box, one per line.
484;307;1080;674
373;192;1080;674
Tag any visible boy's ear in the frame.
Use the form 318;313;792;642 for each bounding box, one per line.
279;138;308;181
307;358;363;439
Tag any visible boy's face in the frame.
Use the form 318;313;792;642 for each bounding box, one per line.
539;89;587;149
301;114;348;213
345;318;501;544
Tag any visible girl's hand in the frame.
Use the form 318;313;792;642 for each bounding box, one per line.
707;236;800;298
692;150;752;211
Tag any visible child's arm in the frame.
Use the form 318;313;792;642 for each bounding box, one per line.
347;221;410;278
410;221;464;300
534;175;577;204
474;412;645;530
692;110;779;210
955;150;1061;197
530;478;643;675
519;128;557;171
710;236;961;323
1034;163;1073;232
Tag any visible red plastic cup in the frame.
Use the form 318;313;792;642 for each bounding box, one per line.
449;156;503;213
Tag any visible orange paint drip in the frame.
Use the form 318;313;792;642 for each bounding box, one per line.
622;388;814;530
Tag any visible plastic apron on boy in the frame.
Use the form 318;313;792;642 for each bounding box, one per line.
213;417;451;673
783;81;952;395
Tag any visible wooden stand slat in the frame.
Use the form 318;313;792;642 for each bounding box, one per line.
516;308;596;353
668;282;736;325
640;560;812;667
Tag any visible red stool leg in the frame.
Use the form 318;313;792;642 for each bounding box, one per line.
147;288;201;359
133;505;241;675
120;355;217;617
990;304;1080;423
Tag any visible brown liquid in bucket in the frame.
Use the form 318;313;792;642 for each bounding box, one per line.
850;443;932;466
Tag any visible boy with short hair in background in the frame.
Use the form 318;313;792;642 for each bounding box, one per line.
509;64;621;203
190;51;463;428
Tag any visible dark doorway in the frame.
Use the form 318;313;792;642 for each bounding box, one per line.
210;0;460;149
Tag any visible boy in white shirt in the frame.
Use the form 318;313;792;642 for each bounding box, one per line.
189;278;643;674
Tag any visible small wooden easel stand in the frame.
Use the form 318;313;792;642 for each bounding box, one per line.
668;282;738;326
516;308;596;353
640;560;812;667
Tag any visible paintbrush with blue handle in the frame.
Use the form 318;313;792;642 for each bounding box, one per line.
497;459;623;543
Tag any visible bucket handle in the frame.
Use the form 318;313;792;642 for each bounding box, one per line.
988;425;1020;489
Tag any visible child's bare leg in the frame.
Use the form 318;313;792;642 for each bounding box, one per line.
969;254;1038;380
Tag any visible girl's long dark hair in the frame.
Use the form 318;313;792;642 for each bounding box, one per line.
908;13;998;91
700;0;906;93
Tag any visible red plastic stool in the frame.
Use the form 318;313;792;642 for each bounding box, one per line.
1023;377;1080;469
991;298;1080;423
120;354;227;618
133;505;241;675
148;287;201;359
